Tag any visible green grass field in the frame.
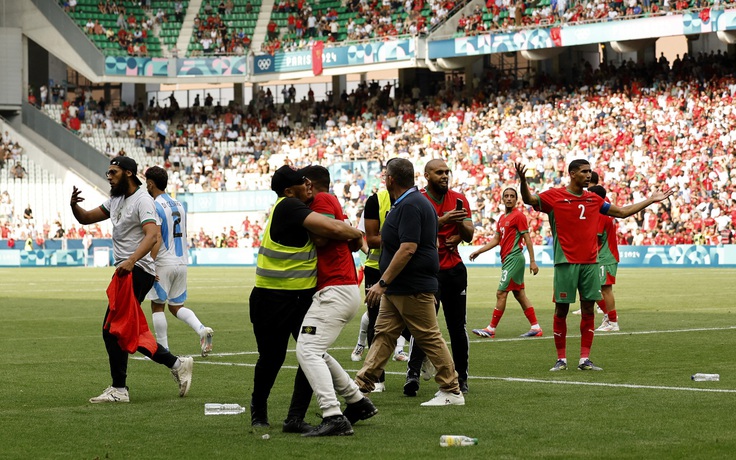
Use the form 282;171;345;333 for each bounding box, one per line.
1;267;735;459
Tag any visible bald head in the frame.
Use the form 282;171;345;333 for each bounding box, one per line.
424;159;450;195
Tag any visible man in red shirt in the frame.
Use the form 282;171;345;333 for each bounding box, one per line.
516;160;674;371
404;159;474;397
296;165;377;437
469;188;541;338
588;186;620;332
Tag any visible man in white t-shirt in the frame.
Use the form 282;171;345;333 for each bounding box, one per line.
70;156;194;404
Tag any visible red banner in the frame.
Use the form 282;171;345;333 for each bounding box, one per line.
312;40;324;76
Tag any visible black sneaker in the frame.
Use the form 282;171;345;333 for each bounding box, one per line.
282;417;313;433
403;376;420;397
459;379;469;394
302;415;354;437
250;402;269;428
343;397;378;425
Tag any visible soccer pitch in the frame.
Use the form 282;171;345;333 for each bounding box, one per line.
1;267;734;459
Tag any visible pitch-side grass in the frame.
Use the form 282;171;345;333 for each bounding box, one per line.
0;267;734;459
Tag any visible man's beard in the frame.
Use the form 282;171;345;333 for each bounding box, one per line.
431;181;448;195
110;180;128;197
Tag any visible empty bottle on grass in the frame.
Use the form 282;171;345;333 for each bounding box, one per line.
440;435;478;447
691;373;719;382
204;403;246;415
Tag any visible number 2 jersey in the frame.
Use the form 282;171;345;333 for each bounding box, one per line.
153;193;188;266
534;187;610;265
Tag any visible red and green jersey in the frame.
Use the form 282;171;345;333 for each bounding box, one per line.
535;187;610;265
597;214;619;264
421;188;471;270
497;208;529;263
310;192;358;290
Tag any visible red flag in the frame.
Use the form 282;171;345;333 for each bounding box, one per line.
550;27;562;47
312;40;324;76
699;7;710;23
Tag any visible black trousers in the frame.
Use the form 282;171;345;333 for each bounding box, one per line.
408;263;469;382
102;266;178;389
249;286;315;421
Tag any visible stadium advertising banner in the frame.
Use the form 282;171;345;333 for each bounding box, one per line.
2;245;735;267
253;39;415;75
428;9;736;59
104;56;247;77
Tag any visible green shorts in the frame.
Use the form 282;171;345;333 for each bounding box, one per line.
599;263;618;286
498;253;525;292
553;263;602;303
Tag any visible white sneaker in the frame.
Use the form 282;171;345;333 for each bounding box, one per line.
420;356;436;381
393;350;409;362
572;309;582;315
372;381;386;393
351;344;365;362
89;386;129;404
596;321;620;332
596;306;604;314
200;327;214;357
171;356;194;397
420;390;465;406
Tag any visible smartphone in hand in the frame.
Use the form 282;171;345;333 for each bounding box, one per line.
455;198;463;211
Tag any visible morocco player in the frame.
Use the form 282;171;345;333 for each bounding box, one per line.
469;188;541;338
515;160;674;371
588;185;620;332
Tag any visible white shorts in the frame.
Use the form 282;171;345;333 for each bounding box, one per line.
146;264;187;305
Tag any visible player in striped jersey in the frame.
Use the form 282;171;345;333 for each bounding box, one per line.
144;166;214;357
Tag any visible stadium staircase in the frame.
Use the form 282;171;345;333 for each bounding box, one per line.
250;0;275;53
175;0;202;57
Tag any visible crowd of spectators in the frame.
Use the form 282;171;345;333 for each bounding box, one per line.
38;49;736;249
1;131;25;178
193;1;253;56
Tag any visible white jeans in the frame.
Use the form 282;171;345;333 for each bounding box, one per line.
296;284;363;417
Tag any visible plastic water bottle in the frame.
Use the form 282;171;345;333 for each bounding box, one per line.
691;373;720;382
204;403;246;415
439;435;478;447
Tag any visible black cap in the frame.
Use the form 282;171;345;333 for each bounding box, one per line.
271;165;307;195
110;156;142;186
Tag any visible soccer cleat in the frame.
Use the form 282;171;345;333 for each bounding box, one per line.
550;359;568;371
393;350;409;362
282;418;314;433
200;327;214;357
171;356;194;397
520;328;543;338
597;321;619;332
89;386;129;403
302;415;354;437
420;357;436;381
472;327;495;338
343;397;378;425
371;381;386;393
350;343;365;362
403;376;420;397
578;359;603;371
572;309;582;315
420;390;465;407
596;306;604;314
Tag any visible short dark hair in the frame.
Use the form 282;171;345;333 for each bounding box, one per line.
386;158;414;188
302;165;331;190
502;187;518;198
144;165;168;191
568;159;590;173
588;185;607;199
590;171;600;185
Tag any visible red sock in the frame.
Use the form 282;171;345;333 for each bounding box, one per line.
490;308;504;329
580;313;595;359
553;315;567;360
597;299;608;314
523;307;538;327
608;309;617;322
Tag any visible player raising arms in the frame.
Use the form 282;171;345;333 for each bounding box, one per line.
515;160;674;371
469;187;541;338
